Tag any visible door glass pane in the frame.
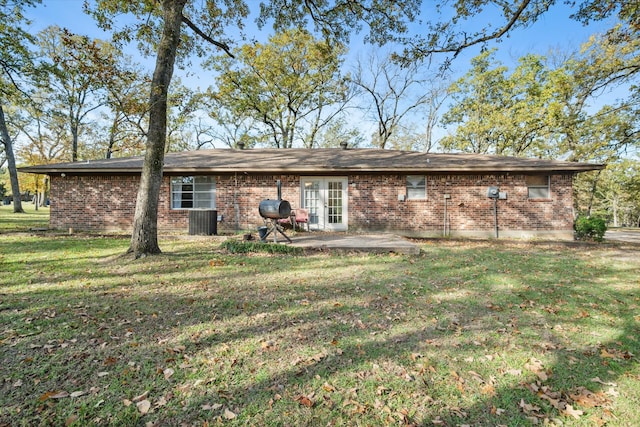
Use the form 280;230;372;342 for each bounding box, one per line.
304;181;321;225
327;181;343;224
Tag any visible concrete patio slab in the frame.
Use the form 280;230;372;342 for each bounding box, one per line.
288;232;421;255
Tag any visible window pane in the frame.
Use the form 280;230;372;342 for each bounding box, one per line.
525;175;548;186
528;187;549;199
171;176;216;210
526;175;549;199
406;175;426;199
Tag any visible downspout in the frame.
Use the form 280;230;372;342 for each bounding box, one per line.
493;198;499;239
443;194;451;236
234;172;240;231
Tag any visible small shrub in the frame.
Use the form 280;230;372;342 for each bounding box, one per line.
575;216;607;242
220;239;303;255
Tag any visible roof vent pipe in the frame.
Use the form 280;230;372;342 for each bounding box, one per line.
340;141;348;150
237;141;245;150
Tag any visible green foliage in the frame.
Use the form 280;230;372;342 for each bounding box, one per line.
575;215;608;241
220;238;303;255
574;160;640;228
209;28;348;148
442;28;640;162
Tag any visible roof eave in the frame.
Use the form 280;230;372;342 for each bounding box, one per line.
19;162;606;175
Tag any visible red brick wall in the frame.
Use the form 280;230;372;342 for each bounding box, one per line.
49;172;575;238
347;174;574;237
50;175;139;231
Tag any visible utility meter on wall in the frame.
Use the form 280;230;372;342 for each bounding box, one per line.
487;186;500;199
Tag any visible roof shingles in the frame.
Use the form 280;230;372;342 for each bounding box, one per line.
19;148;604;174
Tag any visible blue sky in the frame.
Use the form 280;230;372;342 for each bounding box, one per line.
25;0;622;146
28;0;614;72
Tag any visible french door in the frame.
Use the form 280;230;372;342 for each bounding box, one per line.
301;177;348;231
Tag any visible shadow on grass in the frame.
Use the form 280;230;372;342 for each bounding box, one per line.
178;248;639;426
1;237;638;426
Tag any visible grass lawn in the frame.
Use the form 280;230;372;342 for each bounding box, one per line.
1;207;639;426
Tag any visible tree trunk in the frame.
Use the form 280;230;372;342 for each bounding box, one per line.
105;114;119;159
128;0;186;258
0;103;24;213
71;112;79;162
587;170;602;217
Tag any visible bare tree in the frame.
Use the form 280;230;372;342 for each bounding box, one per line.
351;52;433;148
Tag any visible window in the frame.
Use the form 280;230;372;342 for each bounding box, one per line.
406;175;426;200
171;176;216;209
526;175;550;199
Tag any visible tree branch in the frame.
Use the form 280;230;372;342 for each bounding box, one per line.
181;14;235;58
443;0;533;56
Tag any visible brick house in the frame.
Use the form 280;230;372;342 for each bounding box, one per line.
20;148;603;239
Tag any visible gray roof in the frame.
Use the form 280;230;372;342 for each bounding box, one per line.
19;148;604;175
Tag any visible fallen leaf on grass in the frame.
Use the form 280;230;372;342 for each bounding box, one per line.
132;391;149;402
524;358;548;381
590;377;617;386
40;390;69;401
223;408;236;419
163;367;174;380
70;390;85;398
600;349;617;359
605;387;619;397
575;309;590;318
519;399;541;415
600;348;634;360
569;387;611;408
481;383;496;396
562;404;583;419
201;403;223;411
490;406;506;415
154;395;168;407
261;340;278;351
322;382;336;392
295;395;315;408
136;399;151;415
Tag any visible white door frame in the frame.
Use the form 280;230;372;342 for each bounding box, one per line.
300;177;348;231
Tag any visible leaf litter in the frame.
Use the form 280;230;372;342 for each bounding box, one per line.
0;237;637;425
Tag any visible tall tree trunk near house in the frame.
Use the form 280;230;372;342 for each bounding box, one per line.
71;114;79;162
0;103;24;213
128;0;186;258
587;170;602;217
105;115;119;159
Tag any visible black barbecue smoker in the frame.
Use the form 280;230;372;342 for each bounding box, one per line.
258;180;292;243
